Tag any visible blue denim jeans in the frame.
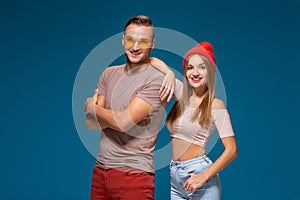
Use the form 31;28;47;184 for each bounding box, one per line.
170;155;221;200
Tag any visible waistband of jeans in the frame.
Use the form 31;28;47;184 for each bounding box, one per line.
170;155;210;167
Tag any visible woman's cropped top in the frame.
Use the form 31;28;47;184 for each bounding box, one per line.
168;106;234;147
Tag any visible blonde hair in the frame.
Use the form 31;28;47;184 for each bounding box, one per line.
166;54;216;127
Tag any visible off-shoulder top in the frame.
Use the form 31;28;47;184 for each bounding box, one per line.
168;106;234;147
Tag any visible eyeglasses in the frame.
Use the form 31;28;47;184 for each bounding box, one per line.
124;36;152;50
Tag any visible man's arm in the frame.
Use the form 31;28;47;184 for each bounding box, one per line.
95;96;152;132
85;89;109;130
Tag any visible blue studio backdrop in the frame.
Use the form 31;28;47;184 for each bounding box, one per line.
1;0;300;199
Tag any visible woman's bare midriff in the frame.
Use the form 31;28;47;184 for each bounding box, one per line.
171;138;206;161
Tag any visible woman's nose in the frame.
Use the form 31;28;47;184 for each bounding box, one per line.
193;68;200;75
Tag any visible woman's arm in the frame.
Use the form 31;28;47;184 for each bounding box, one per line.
183;99;238;192
150;57;175;102
183;137;238;192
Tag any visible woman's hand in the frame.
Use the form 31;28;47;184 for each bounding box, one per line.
149;57;175;102
160;71;175;102
183;173;208;192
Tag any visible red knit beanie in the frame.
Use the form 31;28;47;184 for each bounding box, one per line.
182;41;216;71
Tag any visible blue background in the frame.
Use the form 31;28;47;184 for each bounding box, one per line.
1;0;300;199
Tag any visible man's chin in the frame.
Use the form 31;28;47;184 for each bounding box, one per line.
126;54;148;65
127;57;142;64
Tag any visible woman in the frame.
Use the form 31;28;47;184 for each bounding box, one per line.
151;42;238;199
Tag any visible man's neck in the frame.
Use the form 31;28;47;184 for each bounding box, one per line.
125;60;150;74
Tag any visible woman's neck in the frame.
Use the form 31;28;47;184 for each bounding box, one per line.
189;86;207;106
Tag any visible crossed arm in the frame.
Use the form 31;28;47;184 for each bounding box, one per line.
84;57;176;131
84;89;152;132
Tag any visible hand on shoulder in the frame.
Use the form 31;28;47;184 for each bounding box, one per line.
212;98;226;110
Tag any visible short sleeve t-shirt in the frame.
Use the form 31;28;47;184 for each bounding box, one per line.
96;64;166;173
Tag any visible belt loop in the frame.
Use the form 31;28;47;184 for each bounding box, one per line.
170;160;175;167
203;155;209;164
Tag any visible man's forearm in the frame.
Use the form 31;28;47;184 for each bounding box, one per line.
85;114;109;130
95;106;135;132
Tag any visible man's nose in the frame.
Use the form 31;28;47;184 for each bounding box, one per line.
132;41;140;50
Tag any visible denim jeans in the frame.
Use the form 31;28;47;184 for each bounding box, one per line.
170;155;221;200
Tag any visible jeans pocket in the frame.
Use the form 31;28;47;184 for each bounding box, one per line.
186;163;204;175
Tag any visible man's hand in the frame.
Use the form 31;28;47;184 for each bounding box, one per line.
84;88;99;117
84;89;104;130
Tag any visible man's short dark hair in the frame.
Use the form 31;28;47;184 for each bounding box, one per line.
124;15;153;31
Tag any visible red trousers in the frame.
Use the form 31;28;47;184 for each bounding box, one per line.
90;166;155;200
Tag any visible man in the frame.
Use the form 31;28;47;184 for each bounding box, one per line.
84;15;173;200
